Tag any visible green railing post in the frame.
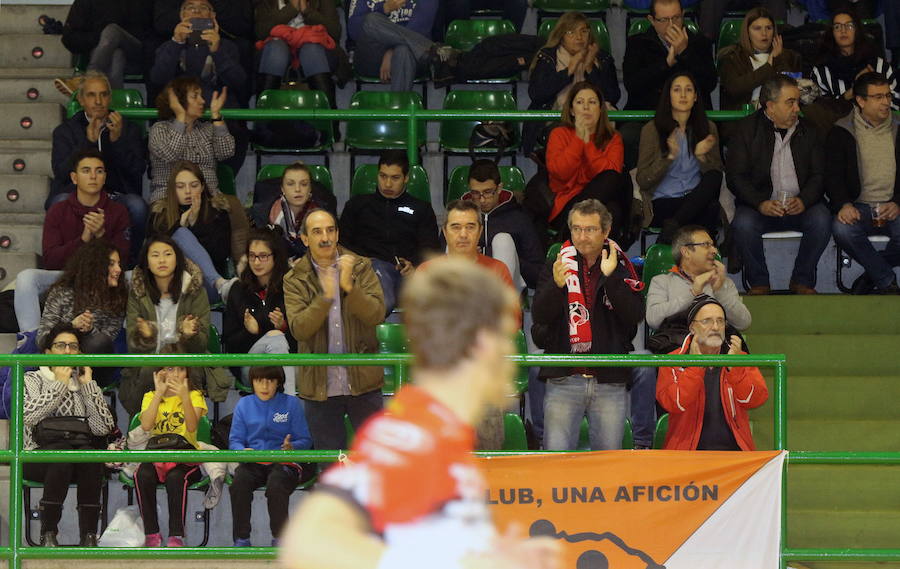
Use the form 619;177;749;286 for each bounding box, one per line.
775;360;788;569
8;362;23;569
407;102;418;166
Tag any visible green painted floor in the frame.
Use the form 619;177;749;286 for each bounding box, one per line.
742;296;900;568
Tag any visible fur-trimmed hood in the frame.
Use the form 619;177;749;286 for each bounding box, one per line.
130;258;204;300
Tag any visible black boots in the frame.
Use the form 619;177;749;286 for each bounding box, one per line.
306;72;340;142
80;532;99;547
78;503;102;546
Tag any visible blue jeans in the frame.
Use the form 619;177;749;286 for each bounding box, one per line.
13;269;62;331
353;12;432;92
630;351;658;448
242;332;297;395
832;202;900;289
89;23;143;89
171;227;224;301
543;375;627;451
369;257;401;315
258;39;334;77
731;202;832;288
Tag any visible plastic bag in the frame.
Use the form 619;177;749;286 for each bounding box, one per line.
98;505;145;547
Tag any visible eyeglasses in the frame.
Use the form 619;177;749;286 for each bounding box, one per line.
182;3;212;13
51;342;80;351
249;253;273;262
832;22;856;31
859;93;894;102
651;14;683;24
468;188;498;200
693;317;726;327
685;241;716;249
570;226;603;235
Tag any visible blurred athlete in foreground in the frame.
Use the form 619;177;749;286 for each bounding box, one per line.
279;257;559;569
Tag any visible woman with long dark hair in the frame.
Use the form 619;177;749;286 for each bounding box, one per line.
545;81;628;242
222;228;297;394
636;72;723;243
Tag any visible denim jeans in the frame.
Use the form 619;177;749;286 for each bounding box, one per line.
171;227;224;301
629;350;658;448
89;23;143;89
731;202;832;288
353;12;432;92
258;39;334;77
369;257;401;315
543;375;627;451
241;332;297;395
832;202;900;288
13;269;62;331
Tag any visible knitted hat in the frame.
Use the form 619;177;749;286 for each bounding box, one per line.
687;294;726;324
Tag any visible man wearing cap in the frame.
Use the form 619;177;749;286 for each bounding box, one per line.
656;295;768;450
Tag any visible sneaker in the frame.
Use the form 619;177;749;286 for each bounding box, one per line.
234;538;252;547
53;76;83;97
167;536;185;547
143;533;162;547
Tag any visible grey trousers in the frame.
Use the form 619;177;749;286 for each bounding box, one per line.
353;12;432;92
88;23;143;89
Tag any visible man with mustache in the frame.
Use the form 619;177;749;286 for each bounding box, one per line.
656;295;768;450
283;208;386;451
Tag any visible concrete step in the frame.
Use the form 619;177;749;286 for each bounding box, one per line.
0;252;39;290
0;5;70;35
0;67;73;79
0;34;71;69
0;77;69;105
0;222;42;257
0;140;52;176
0;175;48;214
0;102;62;140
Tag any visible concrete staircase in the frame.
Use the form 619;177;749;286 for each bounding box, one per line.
0;4;70;291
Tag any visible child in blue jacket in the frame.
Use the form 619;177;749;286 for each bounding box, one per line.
229;366;312;546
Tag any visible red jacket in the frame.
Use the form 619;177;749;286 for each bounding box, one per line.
255;24;336;69
656;335;768;451
545;126;624;221
42;191;131;270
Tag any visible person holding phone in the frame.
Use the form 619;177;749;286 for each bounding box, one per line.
656;295;768;451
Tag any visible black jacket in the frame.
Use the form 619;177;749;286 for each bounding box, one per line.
623;29;717;111
148;204;232;276
825;112;900;211
223;280;296;354
532;257;644;383
725;110;825;209
339;191;440;266
61;0;152;55
49;111;146;206
458;189;544;288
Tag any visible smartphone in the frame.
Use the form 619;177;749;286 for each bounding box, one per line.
189;18;214;47
105;108;116;128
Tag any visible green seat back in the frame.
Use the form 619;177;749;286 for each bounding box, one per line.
255;89;334;147
445;19;517;51
216;163;236;196
446;165;526;203
207;324;222;354
717;18;742;52
66;88;145;119
545;242;562;264
502;413;528;451
439;90;520;153
533;0;610;13
537;18;611;53
256;163;335;194
376;323;409;394
513;329;528;395
345;91;425;150
641;243;675;294
350;163;431;203
628;17;699;36
653;413;669;449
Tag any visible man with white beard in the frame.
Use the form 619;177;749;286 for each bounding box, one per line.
655;295;768;451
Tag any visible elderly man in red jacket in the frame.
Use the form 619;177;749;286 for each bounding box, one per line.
656;295;768;450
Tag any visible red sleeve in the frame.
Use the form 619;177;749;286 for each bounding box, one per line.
585;131;624;176
42;206;83;270
724;364;768;409
546;127;586;190
656;364;705;414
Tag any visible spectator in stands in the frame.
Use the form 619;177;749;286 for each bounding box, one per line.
523;11;620;155
223;229;297;394
656;295;768;450
134;362;208;547
229;366;312;547
886;1;900;68
55;0;151;94
808;7;898;134
35;240;127;387
118;235;232;416
42;148;131;271
23;323;115;547
48;71;147;256
695;0;786;43
622;0;717;170
727;75;830;295
147;160;239;302
637;72;723;244
348;0;442;92
545;82;630;245
532;199;644;450
459;159;544;290
284;209;385;451
718;8;802;113
827;72;900;294
435;0;527;37
338;150;440;313
254;0;350;119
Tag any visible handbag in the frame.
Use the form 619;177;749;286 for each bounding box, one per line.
34;416;93;447
146;433;195;450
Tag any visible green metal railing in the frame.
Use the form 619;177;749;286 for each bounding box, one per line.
117;107;755;167
0;352;896;568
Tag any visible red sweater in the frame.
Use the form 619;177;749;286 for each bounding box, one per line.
546;126;624;221
42;191;131;270
656;335;769;451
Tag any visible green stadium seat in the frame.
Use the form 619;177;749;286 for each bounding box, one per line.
546;242;562;264
345;92;425;172
641;244;675;296
627;17;699;36
23;476;109;546
513;329;529;396
376;323;409;394
537;18;612;54
216;163;236;196
66;88;144;119
256;163;335;194
445;19;517;52
653;413;669;449
717;18;742;53
446;165;526;203
502;413;528;450
207;324;222;354
351;163;431;203
252;89;334;170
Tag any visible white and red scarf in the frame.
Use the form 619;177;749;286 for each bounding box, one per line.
560;239;644;353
